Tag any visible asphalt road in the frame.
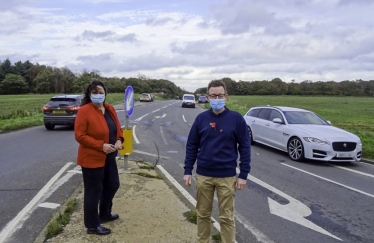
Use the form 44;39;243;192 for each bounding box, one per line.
0;100;373;243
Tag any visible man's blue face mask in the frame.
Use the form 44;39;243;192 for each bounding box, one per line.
210;99;225;111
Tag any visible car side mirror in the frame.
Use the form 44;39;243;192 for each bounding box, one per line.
326;120;331;125
273;118;283;124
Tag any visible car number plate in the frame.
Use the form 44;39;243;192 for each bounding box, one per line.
337;152;351;158
53;110;66;114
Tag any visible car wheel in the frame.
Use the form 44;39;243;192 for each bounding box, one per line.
288;137;304;161
247;126;255;145
45;123;55;130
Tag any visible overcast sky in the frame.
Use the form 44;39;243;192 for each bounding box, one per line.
1;0;373;92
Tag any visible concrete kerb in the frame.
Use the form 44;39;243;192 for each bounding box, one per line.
361;158;374;165
154;165;222;235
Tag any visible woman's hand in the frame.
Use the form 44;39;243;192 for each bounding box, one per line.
114;139;123;150
103;143;117;154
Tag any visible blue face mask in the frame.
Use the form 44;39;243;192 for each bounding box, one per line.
210;99;225;111
91;94;105;104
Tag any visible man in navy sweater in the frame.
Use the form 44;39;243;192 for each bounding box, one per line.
183;80;251;243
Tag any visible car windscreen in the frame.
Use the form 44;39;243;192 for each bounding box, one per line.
199;96;206;100
141;94;149;97
184;96;194;100
47;98;78;106
284;111;329;125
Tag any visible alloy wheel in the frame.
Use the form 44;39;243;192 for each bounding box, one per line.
288;137;304;161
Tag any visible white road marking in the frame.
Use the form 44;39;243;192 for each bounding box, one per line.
132;150;169;159
154;114;167;119
160;126;168;145
133;125;140;144
237;168;341;240
156;165;237;242
38;202;60;209
282;163;374;198
67;170;82;174
329;164;374;178
236;213;275;243
0;162;73;243
182;115;187;122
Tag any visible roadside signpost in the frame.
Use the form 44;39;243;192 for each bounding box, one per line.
119;86;134;170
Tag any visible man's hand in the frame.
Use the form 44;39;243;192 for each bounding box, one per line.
183;175;192;187
236;178;247;190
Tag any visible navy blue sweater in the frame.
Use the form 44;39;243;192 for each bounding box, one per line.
184;108;251;179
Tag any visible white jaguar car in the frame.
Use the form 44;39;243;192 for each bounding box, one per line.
243;106;362;162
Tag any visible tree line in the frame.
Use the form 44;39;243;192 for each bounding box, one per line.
1;59;374;97
195;77;374;96
0;59;186;98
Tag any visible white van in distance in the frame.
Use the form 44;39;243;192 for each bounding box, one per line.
182;94;195;108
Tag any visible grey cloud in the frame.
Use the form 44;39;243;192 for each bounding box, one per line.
1;0;32;12
0;53;40;63
116;33;137;42
338;0;373;6
145;17;173;26
76;30;138;43
168;69;194;75
76;30;115;41
121;53;187;72
210;0;295;35
77;53;112;61
69;53;119;73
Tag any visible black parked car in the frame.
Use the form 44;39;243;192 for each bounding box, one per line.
43;94;84;130
198;96;208;103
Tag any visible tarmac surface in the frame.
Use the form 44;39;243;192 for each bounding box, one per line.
33;101;374;243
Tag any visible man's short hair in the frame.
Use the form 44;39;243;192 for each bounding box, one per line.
207;80;227;94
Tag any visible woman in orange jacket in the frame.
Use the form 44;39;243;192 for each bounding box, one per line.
75;79;124;235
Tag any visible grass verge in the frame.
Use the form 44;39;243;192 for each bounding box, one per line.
45;198;77;239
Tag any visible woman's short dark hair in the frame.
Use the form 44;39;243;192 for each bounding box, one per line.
81;79;107;106
207;80;227;94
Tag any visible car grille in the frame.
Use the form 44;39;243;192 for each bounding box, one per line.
332;142;356;152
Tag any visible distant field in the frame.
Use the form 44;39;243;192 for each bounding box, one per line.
226;95;374;159
1;94;373;159
0;93;135;131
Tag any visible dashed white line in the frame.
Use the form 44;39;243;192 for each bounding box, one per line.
282;163;374;198
182;115;187;122
160;126;168;145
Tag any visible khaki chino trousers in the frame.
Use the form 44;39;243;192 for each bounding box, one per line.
196;174;236;243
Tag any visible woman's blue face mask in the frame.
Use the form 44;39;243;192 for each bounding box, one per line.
91;94;105;104
210;99;225;111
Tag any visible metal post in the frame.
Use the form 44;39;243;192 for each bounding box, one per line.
124;115;129;170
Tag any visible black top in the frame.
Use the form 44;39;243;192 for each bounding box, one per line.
104;110;118;161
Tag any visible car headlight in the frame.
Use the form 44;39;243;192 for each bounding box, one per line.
358;140;362;146
303;137;328;145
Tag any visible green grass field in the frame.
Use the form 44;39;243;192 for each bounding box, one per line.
1;94;373;159
0;93;136;131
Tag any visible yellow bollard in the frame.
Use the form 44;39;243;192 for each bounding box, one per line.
119;128;133;155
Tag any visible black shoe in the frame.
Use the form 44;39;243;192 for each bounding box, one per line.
87;225;111;235
100;214;119;223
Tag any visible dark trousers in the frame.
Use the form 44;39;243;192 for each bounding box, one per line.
81;158;120;228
